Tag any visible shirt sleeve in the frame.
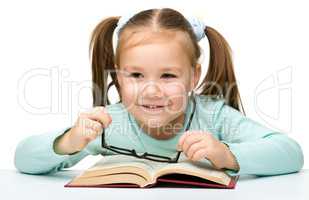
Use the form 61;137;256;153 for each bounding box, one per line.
213;100;304;176
14;127;92;175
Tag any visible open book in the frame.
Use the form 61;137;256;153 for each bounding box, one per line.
65;154;238;189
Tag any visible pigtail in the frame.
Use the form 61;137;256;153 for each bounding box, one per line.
89;16;121;107
197;26;245;115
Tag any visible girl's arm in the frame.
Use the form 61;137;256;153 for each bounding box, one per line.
15;106;113;175
14;127;91;175
213;100;304;176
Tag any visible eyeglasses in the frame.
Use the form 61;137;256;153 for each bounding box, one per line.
101;94;196;163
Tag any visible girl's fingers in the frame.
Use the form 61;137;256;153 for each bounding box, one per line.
84;128;98;141
78;118;98;130
191;148;208;161
77;117;102;138
81;107;112;128
86;120;103;132
177;133;187;150
186;142;205;159
182;136;202;153
177;131;193;150
177;131;202;152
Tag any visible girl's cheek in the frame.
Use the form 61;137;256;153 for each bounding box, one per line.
121;83;139;108
164;82;189;113
164;81;188;98
121;78;140;94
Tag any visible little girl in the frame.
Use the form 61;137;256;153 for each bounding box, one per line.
15;8;303;176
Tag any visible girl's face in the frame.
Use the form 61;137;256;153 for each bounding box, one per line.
116;30;200;133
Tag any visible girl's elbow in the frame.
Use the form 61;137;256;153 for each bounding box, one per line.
287;138;304;173
14;152;52;175
293;142;304;172
14;141;34;174
14;155;34;174
14;138;43;174
274;134;304;174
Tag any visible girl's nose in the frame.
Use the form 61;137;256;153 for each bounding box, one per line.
141;81;164;98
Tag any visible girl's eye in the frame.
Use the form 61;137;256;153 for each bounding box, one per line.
128;72;177;79
129;72;143;78
161;73;177;79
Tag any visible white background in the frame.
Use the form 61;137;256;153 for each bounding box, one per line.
0;0;308;170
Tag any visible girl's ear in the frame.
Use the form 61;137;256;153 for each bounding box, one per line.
190;64;201;91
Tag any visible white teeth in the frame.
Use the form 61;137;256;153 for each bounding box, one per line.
143;105;163;109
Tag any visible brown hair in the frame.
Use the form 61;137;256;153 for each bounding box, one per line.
89;8;245;114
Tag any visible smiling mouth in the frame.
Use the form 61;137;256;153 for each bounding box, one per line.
140;104;166;111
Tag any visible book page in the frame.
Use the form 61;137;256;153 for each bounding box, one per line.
81;154;231;186
154;154;232;186
85;155;169;181
90;155;168;170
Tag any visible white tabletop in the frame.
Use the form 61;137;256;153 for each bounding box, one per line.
1;169;308;200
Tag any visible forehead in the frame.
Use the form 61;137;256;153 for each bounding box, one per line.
117;29;194;69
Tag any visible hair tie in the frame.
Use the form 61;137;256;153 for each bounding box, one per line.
186;16;206;41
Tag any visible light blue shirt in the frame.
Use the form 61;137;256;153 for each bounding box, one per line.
14;95;304;176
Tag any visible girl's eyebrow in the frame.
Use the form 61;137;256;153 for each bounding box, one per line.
160;66;182;73
123;66;143;71
124;65;182;73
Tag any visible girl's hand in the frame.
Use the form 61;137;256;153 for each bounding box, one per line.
54;106;112;155
177;130;239;171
